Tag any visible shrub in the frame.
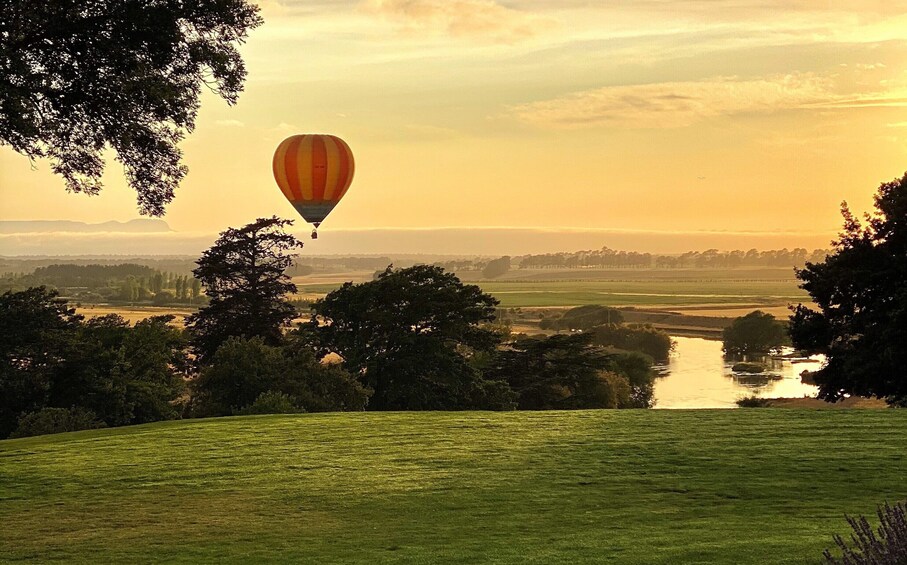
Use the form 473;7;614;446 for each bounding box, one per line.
591;324;672;361
11;407;106;438
823;501;907;564
735;395;771;408
723;310;788;355
731;362;765;374
235;391;304;415
152;290;175;305
192;336;370;417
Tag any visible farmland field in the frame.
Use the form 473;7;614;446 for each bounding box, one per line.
295;268;808;309
2;410;905;563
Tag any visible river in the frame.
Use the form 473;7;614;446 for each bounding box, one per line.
652;336;821;409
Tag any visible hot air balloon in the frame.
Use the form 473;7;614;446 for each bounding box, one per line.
272;134;355;239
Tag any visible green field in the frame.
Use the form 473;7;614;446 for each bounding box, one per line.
2;410;905;563
298;275;809;308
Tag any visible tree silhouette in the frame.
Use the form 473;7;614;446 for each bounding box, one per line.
311;265;503;410
186;217;302;361
0;1;262;215
790;173;907;405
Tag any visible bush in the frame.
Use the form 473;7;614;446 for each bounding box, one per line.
591;324;672;361
823;501;907;564
736;395;771;408
192;336;370;417
546;305;624;332
732;362;765;374
11;407;106;438
723;310;788;354
152;290;175;305
235;391;304;415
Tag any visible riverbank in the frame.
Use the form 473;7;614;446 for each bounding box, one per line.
760;397;890;409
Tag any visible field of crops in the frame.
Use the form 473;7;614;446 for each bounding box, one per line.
2;410;905;563
296;268;808;308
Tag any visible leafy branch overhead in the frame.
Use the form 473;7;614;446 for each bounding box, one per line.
0;0;262;215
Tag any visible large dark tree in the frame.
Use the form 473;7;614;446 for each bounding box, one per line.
0;287;82;437
187;217;303;361
790;173;907;405
721;311;787;355
0;287;187;438
0;1;262;215
311;265;507;410
486;333;649;410
191;336;369;417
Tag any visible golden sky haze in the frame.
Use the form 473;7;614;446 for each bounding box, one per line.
2;0;906;241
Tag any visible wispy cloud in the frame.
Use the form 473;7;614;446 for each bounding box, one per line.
509;73;907;129
361;0;554;43
215;119;245;127
510;74;841;129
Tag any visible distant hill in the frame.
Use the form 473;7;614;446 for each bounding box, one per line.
0;219;172;234
0;222;835;256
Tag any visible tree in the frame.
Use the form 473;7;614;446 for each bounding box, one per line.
591;324;673;362
790;173;907;405
311;265;506;410
0;287;82;437
0;1;262;215
486;333;635;410
721;311;787;355
546;304;624;332
191;336;369;417
0;288;187;438
482;256;511;279
186;217;303;361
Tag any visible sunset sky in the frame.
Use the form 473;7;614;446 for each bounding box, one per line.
2;1;907;243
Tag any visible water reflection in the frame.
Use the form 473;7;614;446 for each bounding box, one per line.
653;336;821;409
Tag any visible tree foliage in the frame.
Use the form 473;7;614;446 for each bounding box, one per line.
540;304;624;332
790;174;907;405
186;217;303;361
486;333;639;410
591;323;672;362
311;265;505;410
0;287;187;438
481;256;511;279
191;336;368;417
0;0;262;215
722;311;787;355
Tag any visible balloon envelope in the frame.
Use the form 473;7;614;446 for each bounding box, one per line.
272;134;354;226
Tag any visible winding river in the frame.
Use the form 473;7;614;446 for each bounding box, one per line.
653;336;821;408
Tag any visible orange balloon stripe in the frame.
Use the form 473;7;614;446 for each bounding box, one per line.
272;138;295;201
283;135;304;201
335;137;354;201
311;135;327;201
295;135;315;200
322;136;341;201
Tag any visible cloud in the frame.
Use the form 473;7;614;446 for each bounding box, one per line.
510;74;846;129
215;119;245;127
361;0;554;43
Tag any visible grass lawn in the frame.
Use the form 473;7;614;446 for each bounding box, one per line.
2;410;904;563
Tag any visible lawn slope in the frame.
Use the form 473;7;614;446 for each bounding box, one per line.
1;410;905;563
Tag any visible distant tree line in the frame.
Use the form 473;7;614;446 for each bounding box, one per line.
0;264;204;305
432;247;831;277
516;247;829;270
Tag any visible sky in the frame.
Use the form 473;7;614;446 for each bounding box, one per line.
2;0;907;249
